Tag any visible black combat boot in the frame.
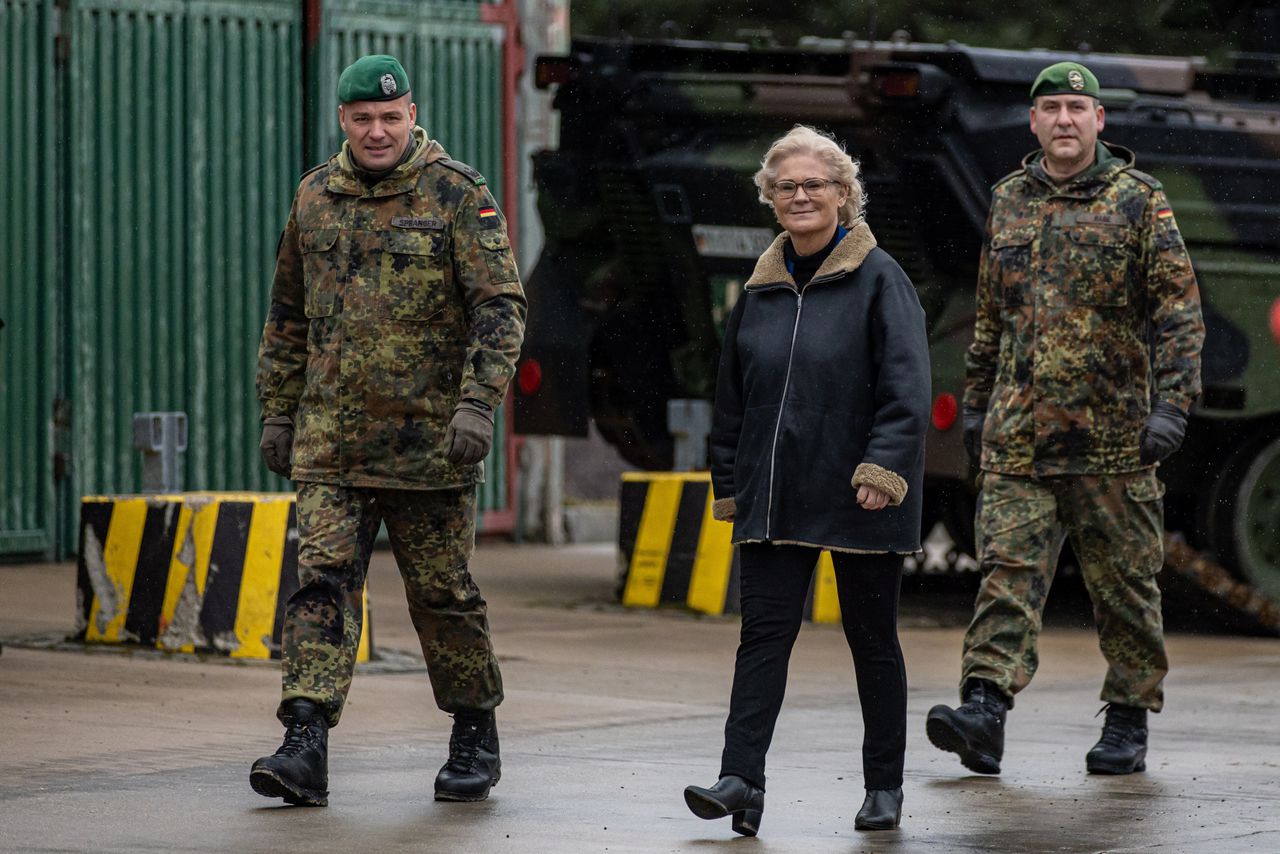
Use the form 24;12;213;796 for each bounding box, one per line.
249;698;329;806
1086;703;1148;774
684;774;765;837
925;678;1009;774
434;709;501;801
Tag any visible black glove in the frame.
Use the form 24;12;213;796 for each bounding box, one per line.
444;400;494;466
962;407;985;468
259;415;294;478
1139;400;1187;465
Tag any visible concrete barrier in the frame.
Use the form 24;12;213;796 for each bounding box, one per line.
76;493;371;661
617;473;842;623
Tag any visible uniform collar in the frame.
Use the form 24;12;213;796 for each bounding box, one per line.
1021;141;1135;199
326;127;445;197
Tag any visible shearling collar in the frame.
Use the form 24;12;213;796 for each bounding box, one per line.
745;221;877;290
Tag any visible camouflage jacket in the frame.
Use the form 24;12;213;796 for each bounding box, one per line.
256;127;526;488
964;142;1204;476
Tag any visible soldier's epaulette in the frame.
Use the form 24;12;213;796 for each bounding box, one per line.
990;167;1025;193
1122;167;1162;191
437;158;487;187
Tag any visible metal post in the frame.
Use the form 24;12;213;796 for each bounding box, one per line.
667;399;713;472
132;412;188;493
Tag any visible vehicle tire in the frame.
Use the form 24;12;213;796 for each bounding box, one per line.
589;310;680;471
919;477;977;569
919;493;943;550
589;359;675;470
1200;427;1280;605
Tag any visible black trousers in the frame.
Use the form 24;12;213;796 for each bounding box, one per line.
719;543;907;790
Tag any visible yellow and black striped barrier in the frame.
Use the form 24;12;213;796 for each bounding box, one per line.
617;473;842;623
76;493;371;662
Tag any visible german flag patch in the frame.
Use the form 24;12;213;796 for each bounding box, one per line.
1156;207;1174;220
478;206;498;221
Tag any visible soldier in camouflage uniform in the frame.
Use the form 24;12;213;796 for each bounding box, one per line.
249;55;525;807
926;62;1204;777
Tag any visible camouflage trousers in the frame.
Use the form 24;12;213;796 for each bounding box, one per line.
961;470;1168;711
280;482;503;726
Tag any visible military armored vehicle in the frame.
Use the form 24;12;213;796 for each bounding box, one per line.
515;33;1280;612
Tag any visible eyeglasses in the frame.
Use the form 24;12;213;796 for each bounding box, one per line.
772;178;841;199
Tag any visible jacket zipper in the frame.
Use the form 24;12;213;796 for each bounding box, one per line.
765;289;804;539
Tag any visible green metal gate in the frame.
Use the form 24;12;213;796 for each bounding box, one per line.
0;0;58;557
1;0;514;558
61;0;302;557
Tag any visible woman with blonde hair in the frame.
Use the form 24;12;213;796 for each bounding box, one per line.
683;125;930;835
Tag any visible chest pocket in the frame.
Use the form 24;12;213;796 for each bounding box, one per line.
989;227;1035;307
379;230;448;321
301;229;339;318
1064;225;1131;306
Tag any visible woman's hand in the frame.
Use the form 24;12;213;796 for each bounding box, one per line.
856;484;890;511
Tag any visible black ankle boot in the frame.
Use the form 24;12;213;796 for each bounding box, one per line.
925;678;1009;774
434;709;501;801
855;787;903;830
1086;703;1148;774
250;698;329;806
683;775;765;837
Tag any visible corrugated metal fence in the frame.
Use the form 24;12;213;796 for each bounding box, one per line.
64;0;303;502
0;0;57;555
0;0;514;559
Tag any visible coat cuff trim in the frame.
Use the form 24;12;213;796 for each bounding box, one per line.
712;497;736;521
852;463;908;506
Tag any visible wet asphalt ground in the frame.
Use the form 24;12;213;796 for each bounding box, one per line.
2;542;1278;853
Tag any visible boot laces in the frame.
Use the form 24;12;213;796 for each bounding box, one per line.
446;717;493;772
276;719;323;757
1095;704;1142;747
446;722;483;771
961;691;1002;718
963;680;1008;714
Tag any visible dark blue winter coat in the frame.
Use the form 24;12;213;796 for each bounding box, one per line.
709;222;931;553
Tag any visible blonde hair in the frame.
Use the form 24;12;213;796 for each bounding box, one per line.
753;125;867;228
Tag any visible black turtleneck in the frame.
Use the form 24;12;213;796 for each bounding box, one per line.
784;228;842;289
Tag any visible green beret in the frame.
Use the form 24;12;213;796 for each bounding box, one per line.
1030;61;1100;100
337;55;411;104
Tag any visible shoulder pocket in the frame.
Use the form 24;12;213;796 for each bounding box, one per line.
478;231;509;251
477;230;518;284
